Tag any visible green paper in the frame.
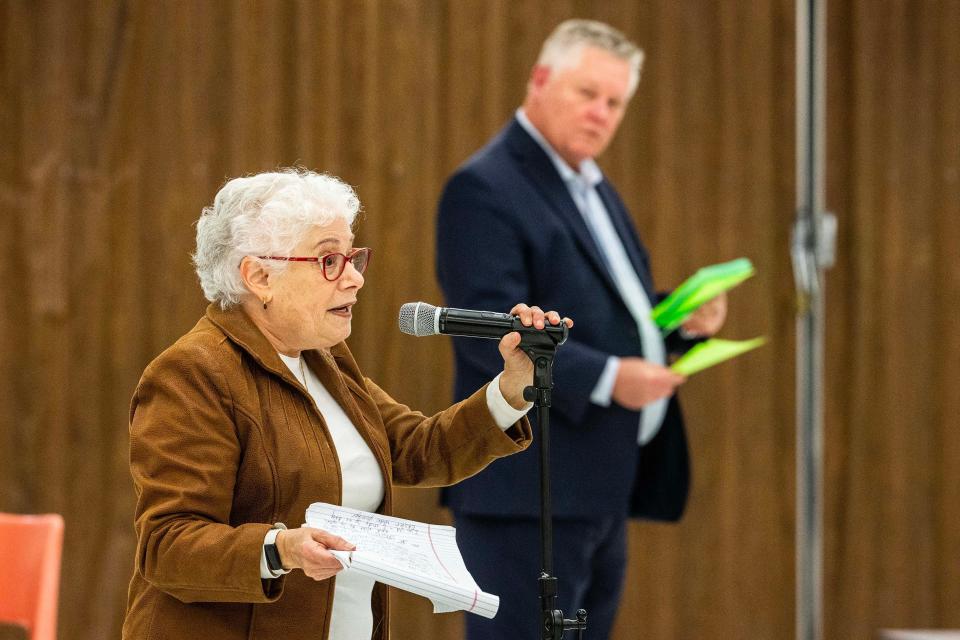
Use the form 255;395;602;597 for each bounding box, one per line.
652;258;755;333
670;337;767;376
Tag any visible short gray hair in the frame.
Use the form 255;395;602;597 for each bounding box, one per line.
536;19;644;96
193;168;361;309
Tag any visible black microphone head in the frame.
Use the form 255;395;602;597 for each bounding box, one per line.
398;302;440;337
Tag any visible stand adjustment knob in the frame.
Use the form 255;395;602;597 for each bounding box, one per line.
542;609;564;640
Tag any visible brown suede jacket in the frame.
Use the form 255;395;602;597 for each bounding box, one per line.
122;304;532;640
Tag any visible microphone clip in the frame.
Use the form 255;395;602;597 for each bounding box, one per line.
518;327;566;408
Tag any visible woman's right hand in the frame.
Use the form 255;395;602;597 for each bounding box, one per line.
276;527;356;581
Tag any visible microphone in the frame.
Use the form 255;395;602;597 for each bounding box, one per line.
398;302;568;343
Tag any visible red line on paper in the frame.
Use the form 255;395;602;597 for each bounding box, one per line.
427;524;457;582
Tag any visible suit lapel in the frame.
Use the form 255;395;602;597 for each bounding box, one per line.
504;120;621;296
595;182;657;298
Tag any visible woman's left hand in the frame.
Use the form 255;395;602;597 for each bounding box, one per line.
498;304;573;409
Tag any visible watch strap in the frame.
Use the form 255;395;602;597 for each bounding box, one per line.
264;523;289;575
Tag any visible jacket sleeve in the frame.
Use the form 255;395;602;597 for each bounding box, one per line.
128;342;282;604
436;169;609;426
363;377;532;488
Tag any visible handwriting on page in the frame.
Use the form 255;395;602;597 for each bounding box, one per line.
305;502;499;618
311;506;454;580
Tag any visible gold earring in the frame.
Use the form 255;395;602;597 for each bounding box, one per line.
262;299;268;310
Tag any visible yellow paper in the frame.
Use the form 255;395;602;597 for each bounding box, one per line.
670;337;766;376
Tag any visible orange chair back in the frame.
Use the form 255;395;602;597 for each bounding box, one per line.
0;513;64;640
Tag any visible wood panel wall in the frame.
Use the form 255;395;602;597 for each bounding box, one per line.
824;1;960;636
1;2;957;639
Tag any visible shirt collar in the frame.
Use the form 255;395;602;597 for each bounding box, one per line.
515;108;603;188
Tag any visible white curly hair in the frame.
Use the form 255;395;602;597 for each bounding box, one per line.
193;168;361;309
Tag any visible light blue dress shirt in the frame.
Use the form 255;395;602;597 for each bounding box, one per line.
515;109;668;445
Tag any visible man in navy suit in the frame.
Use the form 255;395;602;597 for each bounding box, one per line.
436;20;727;640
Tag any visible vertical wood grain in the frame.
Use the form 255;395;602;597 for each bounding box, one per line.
1;2;957;639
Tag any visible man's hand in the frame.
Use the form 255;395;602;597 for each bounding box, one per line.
611;357;685;410
681;292;727;337
276;527;355;581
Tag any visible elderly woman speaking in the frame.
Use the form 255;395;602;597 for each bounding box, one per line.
122;169;569;640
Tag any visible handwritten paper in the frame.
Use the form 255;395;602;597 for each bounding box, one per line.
305;503;499;618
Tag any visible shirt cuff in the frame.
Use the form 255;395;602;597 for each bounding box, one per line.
590;356;621;407
486;373;533;430
261;527;291;579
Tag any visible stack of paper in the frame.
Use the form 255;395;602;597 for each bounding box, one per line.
651;258;756;333
305;503;499;618
647;257;766;376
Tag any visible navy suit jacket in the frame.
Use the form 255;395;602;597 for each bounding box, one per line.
436;118;691;521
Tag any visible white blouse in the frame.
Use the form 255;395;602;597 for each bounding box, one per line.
279;353;383;640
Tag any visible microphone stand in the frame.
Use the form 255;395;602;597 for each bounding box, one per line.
519;329;587;640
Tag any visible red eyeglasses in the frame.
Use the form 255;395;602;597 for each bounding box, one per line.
258;247;372;281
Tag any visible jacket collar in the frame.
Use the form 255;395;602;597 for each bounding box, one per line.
514;108;604;188
204;303;392;504
501;118;622;296
204;303;338;390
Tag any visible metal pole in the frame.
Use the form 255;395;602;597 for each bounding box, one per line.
793;1;835;640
